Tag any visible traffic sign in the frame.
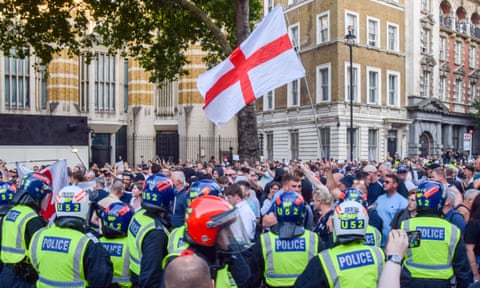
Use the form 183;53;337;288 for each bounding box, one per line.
464;133;472;151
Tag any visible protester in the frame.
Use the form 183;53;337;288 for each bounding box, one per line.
164;255;213;288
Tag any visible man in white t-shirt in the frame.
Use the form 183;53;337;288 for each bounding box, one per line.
225;183;256;240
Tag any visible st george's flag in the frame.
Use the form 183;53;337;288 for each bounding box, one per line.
197;5;305;126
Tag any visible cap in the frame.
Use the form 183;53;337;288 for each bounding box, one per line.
340;174;355;188
363;165;377;173
397;166;408;174
427;163;440;170
133;173;145;182
345;165;353;172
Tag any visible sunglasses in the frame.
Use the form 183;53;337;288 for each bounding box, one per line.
225;174;234;176
384;180;391;184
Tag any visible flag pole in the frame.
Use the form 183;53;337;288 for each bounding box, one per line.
283;11;323;158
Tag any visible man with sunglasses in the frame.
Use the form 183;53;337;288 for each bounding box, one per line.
376;173;407;247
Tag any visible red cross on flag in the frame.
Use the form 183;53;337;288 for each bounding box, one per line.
197;5;305;126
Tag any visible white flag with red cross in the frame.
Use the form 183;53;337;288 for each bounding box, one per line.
197;5;305;126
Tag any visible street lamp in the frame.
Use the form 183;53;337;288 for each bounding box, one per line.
345;25;356;162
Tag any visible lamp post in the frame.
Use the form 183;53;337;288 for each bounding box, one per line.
345;25;356;162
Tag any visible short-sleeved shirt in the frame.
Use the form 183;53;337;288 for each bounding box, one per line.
464;219;480;256
313;210;334;249
376;192;407;247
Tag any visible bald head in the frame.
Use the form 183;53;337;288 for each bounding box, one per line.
164;255;212;288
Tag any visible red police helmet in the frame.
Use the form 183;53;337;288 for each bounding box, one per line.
185;195;252;252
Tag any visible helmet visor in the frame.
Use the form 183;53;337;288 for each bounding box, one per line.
210;209;252;253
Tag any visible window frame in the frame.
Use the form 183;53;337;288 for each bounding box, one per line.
367;16;380;48
316;63;331;103
366;66;381;105
387;70;401;107
368;129;378;162
345;10;360;39
317;11;330;44
289;22;300;51
263;90;275;111
387;22;399;52
344;62;361;103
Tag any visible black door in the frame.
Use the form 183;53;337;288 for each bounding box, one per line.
156;132;179;164
92;133;111;167
115;126;128;163
387;130;397;159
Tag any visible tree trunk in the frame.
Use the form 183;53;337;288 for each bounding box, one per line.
236;0;260;164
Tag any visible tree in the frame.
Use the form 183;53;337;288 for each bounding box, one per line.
0;0;262;163
470;98;480;130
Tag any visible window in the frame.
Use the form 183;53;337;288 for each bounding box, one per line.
94;53;116;112
421;0;430;11
421;28;430;54
387;71;400;106
469;82;477;102
367;67;380;104
123;58;128;113
367;17;380;47
265;0;274;13
439;37;447;61
452;126;459;150
290;130;299;160
439;77;447;100
453;79;462;102
4;48;30;109
320;127;330;159
420;71;430;98
266;132;274;160
469;46;477;68
368;129;378;161
79;56;90;112
40;65;47;110
317;12;329;44
346;128;357;161
345;63;360;103
263;90;275;110
289;23;300;51
316;63;330;102
387;23;399;51
345;11;359;37
288;80;300;106
455;41;462;64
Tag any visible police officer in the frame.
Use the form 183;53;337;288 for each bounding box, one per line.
166;178;222;257
165;195;252;288
295;200;384;287
27;184;113;286
0;181;15;274
339;187;382;247
0;172;51;287
127;172;174;287
256;191;320;287
400;181;472;288
100;202;134;287
0;181;15;218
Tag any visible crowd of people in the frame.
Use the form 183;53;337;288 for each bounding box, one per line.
0;154;480;287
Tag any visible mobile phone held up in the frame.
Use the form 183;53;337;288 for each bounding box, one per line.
407;230;421;248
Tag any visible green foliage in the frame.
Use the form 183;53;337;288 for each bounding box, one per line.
0;0;262;85
470;98;480;129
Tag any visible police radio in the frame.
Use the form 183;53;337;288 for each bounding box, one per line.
406;230;421;248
